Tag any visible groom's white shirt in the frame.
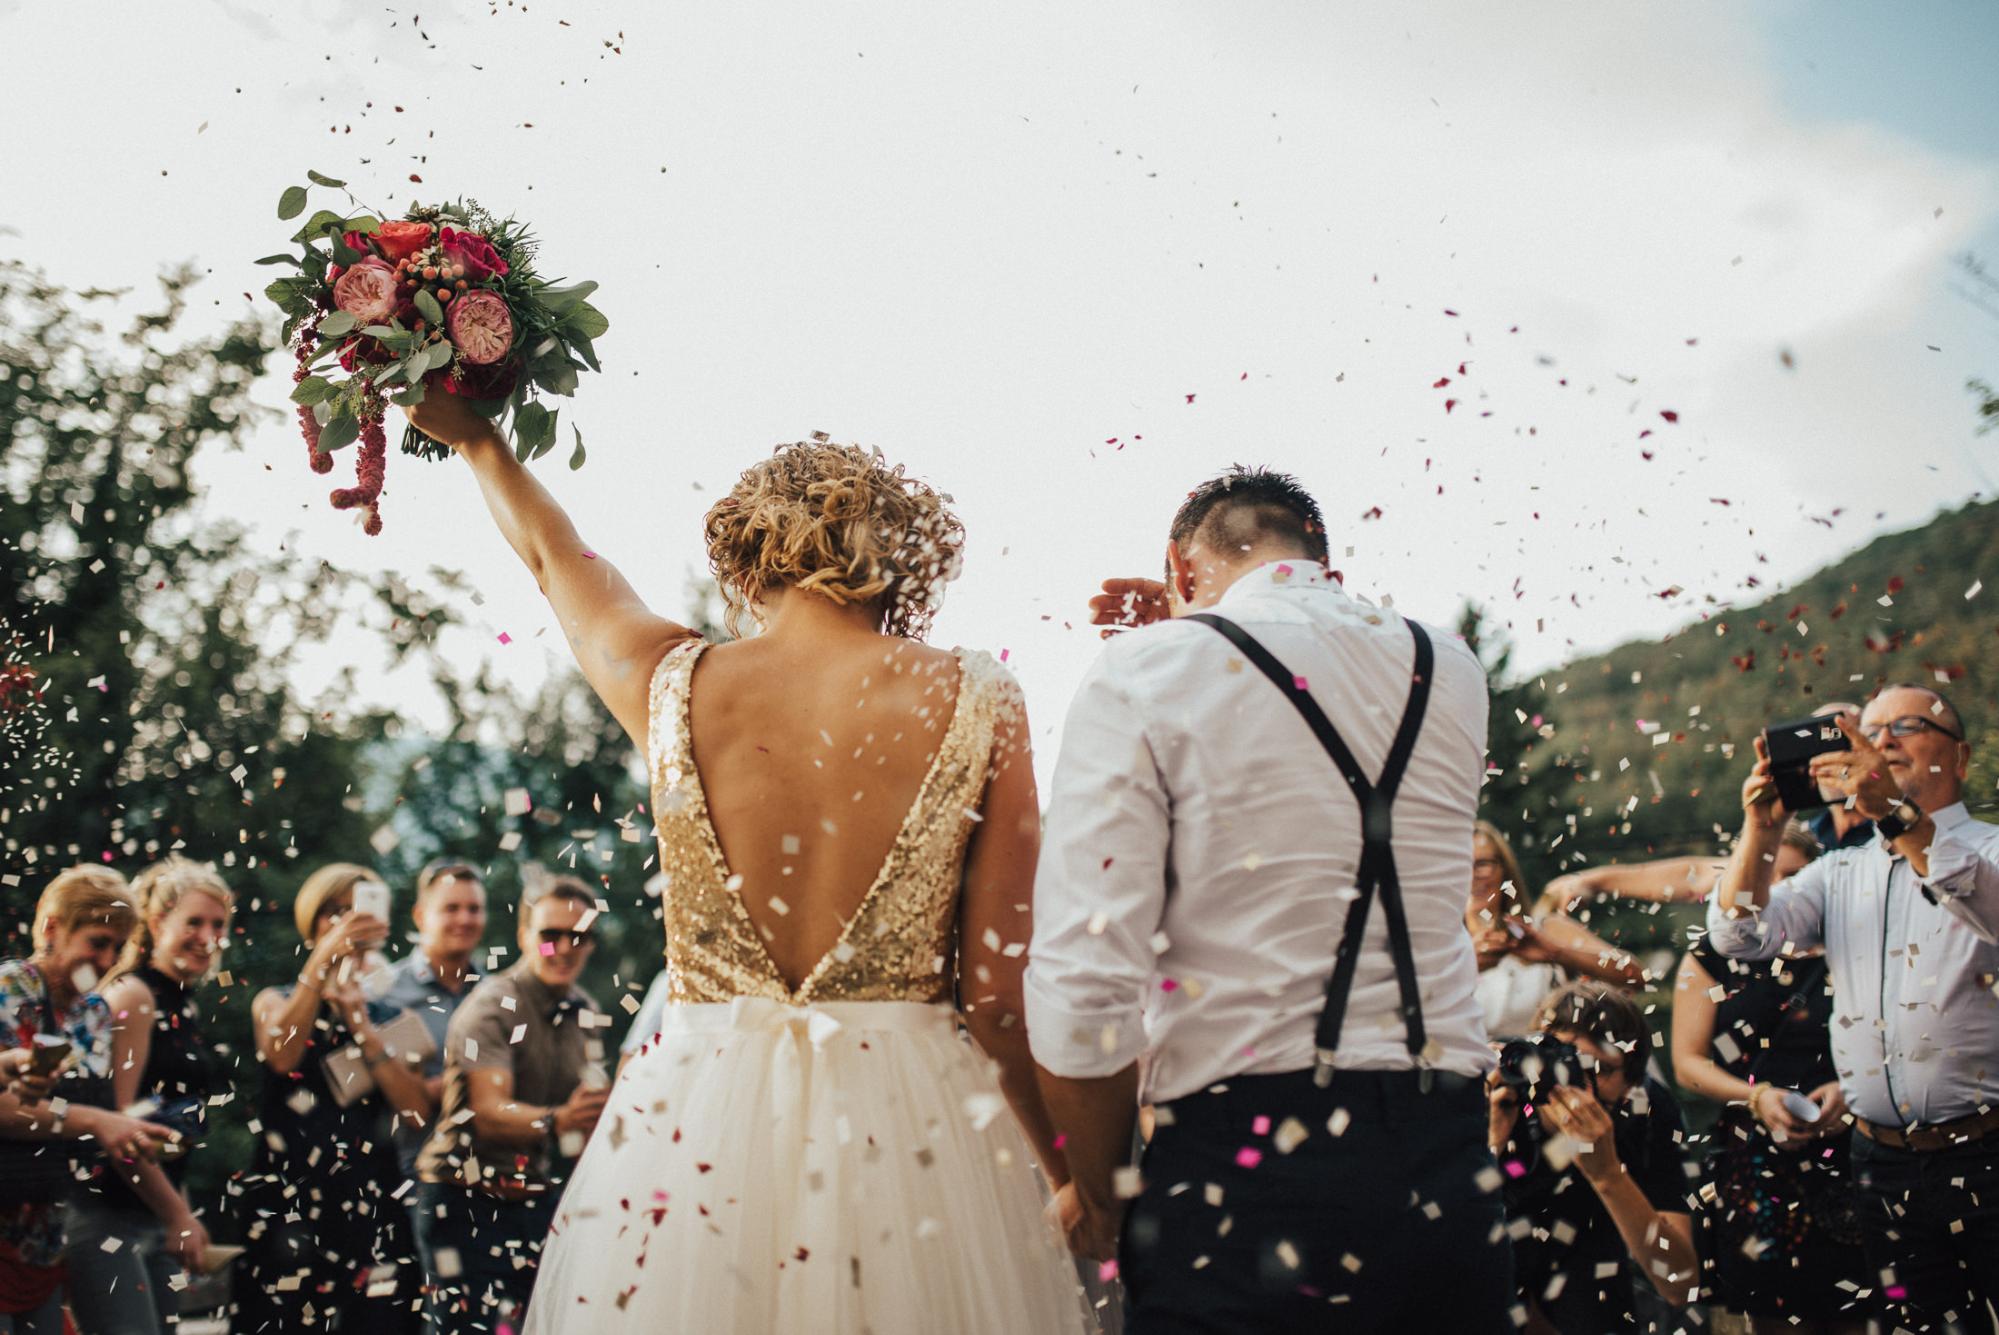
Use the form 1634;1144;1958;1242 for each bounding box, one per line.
1026;561;1494;1103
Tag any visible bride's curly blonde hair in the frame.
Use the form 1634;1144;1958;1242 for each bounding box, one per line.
703;438;965;640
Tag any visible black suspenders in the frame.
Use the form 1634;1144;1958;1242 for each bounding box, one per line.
1186;613;1437;1088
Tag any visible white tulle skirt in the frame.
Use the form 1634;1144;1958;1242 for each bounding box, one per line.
523;997;1095;1334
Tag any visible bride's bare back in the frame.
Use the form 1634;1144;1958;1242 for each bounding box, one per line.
687;631;966;992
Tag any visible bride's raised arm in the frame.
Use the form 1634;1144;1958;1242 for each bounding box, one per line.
406;395;695;744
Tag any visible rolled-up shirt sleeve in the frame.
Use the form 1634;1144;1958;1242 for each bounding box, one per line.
1705;857;1828;960
1026;650;1169;1079
1919;814;1999;944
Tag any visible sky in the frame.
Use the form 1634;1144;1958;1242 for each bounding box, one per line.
3;0;1995;785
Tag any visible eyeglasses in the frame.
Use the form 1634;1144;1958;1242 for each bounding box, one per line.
1860;716;1965;744
536;929;596;950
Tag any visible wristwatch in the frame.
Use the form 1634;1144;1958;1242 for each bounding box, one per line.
1876;798;1923;843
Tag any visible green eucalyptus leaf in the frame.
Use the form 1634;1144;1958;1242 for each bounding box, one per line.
318;415;361;452
343;215;380;235
290;376;335;406
392;381;427;408
539;280;599;313
414;289;445;327
318;311;358;338
569;333;601;374
291;209;346;244
306;169;348;188
533;360;578;397
254;253;298;267
277;185;308;220
568;424;586;471
468;397;509;420
423;341;456;373
514;400;553;458
566;302;610;340
531;407;561;460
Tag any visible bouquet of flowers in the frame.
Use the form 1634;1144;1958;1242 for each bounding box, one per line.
259;171;607;533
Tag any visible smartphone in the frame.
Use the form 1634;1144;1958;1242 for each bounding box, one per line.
28;1034;72;1076
352;878;391;923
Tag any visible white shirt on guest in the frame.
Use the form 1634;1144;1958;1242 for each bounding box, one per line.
1025;561;1495;1104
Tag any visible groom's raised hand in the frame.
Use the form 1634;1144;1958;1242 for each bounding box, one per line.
1088;577;1169;639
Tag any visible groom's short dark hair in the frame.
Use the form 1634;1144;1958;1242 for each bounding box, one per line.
1169;466;1329;564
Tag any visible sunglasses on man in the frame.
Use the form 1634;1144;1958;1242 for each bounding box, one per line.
535;928;596;950
1858;715;1965;744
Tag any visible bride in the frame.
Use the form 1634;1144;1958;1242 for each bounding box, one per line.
404;398;1094;1333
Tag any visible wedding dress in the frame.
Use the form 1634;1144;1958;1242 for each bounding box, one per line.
524;641;1094;1333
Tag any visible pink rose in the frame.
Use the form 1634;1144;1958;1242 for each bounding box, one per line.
439;227;509;282
446;289;513;365
332;256;398;325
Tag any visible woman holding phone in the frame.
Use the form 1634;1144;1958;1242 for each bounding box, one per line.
1;868;175;1335
231;863;431;1335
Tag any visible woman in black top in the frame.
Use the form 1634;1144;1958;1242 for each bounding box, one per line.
65;857;235;1335
231;863;428;1335
1670;827;1869;1333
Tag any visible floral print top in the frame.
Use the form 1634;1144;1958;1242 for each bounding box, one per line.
0;957;114;1268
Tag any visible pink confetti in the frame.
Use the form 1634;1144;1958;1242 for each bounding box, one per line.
582;551;598;560
1185;393;1196;403
1160;978;1179;992
1293;675;1309;691
1053;1134;1067;1149
1235;1147;1263;1169
1503;1159;1527;1179
539;940;556;956
1660;410;1679;423
999;648;1010;662
1097;1261;1119;1283
497;632;513;645
1251;1116;1270;1135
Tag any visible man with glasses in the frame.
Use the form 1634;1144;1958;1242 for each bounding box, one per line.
1709;683;1999;1332
414;873;612;1334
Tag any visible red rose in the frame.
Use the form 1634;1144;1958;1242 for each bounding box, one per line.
441;357;518;401
439;227;509;282
373;220;435;263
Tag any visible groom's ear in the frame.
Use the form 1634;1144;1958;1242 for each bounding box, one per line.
1164;540;1196;606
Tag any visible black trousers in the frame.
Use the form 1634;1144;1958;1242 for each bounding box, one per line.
1852;1132;1999;1334
1120;1067;1513;1334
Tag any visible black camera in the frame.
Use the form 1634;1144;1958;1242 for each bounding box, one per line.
1761;715;1849;812
1495;1033;1588;1105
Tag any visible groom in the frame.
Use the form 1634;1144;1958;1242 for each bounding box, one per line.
1028;467;1511;1333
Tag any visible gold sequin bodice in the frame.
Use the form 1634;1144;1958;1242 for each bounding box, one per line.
645;640;1014;1004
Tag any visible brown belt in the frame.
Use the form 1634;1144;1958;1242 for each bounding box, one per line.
1853;1105;1999;1153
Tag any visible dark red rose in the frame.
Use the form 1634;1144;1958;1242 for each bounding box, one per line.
438;227;509;282
373;220;436;263
440;356;518;401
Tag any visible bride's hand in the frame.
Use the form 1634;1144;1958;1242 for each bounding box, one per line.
1088;577;1169;639
405;390;502;455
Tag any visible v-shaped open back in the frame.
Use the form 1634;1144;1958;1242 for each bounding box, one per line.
645;640;1015;1004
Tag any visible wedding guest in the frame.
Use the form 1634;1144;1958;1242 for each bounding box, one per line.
231;863;429;1335
415;873;609;1335
1710;684;1999;1333
64;857;233;1335
1466;820;1644;1039
1672;826;1869;1333
1;868;172;1335
381;858;486;1272
1491;981;1698;1332
1031;466;1511;1331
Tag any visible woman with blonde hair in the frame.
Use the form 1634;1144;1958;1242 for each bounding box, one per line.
404;396;1090;1332
0;868;174;1335
232;863;430;1335
61;857;234;1335
1465;820;1645;1040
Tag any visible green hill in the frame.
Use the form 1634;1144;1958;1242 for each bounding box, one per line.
1486;494;1999;884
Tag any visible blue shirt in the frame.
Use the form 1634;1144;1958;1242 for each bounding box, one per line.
1706;802;1999;1126
380;950;480;1176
